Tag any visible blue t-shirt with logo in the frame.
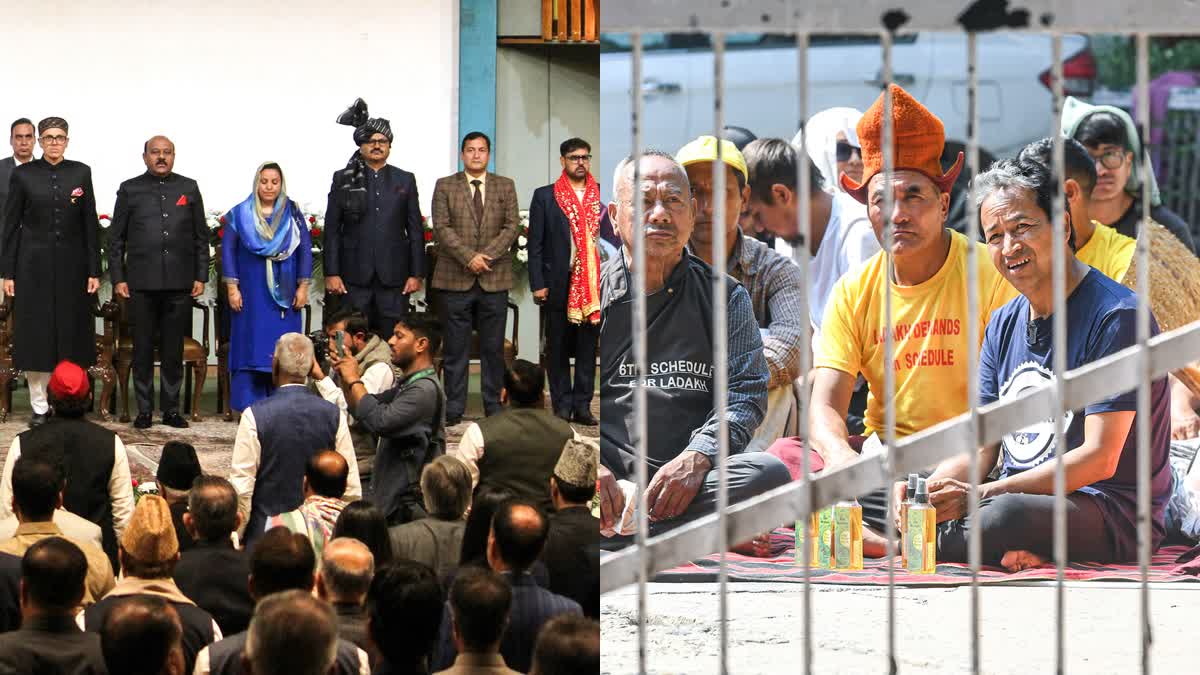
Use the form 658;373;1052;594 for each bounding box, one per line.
979;268;1172;553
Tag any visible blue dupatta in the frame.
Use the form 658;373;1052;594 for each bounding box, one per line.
226;194;303;310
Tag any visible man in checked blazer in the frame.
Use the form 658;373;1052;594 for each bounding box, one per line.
431;132;520;425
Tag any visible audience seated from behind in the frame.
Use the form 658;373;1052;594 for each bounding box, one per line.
453;360;577;512
528;614;600;675
434;567;520;675
173;476;255;636
194;527;369;675
332;500;395;568
157;441;203;554
0;553;18;633
0;454;114;606
315;537;378;667
541;438;600;619
266;449;350;557
0;538;108;673
0;361;136;572
81;494;220;675
434;499;582;673
240;590;341;675
100;595;187;675
367;560;446;675
390;455;473;579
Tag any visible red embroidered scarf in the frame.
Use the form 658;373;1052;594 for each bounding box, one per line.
553;171;601;324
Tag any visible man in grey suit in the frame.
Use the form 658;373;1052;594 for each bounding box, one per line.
0;119;36;241
431;132;520;426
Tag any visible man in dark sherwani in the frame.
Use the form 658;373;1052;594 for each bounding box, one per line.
0;117;101;428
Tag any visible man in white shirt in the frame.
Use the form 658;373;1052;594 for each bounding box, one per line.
310;310;396;486
230;333;361;546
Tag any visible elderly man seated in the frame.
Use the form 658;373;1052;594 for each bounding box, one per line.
598;150;790;541
917;157;1172;570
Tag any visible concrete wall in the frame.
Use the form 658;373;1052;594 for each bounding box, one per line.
495;44;599;359
499;0;542;36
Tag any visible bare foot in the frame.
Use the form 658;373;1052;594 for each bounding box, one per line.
1001;549;1048;572
731;532;775;558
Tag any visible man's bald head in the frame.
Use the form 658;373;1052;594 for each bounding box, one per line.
305;449;348;499
488;500;549;574
144;135;175;177
318;537;375;604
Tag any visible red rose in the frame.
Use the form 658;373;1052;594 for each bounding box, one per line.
131;478;139;488
217;227;224;239
311;227;322;238
219;215;227;225
424;230;433;242
309;215;316;224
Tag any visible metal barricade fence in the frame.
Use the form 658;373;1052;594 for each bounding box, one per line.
601;1;1200;673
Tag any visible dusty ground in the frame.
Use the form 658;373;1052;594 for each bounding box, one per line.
601;581;1200;674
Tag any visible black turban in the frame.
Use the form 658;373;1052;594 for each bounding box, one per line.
334;98;395;218
336;98;393;145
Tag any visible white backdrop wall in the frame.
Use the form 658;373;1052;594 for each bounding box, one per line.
0;0;458;220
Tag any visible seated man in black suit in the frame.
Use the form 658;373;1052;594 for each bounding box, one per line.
173;476;254;636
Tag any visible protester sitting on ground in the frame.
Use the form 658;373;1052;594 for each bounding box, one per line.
333;500;395;568
173;476;254;636
1062;96;1196;253
390;455;472;580
193;527;369;675
600;150;789;541
676;135;806;451
434;567;520;675
100;595;187;675
0;538;107;672
0;454;114;605
794;106;866;193
454;360;576;511
368;560;446;675
332;313;446;526
82;494;221;675
265;449;350;558
434;499;581;673
528;614;600;675
768;84;1018;557
157;440;203;553
241;590;340;675
1020;136;1200;442
913;157;1172;571
315;537;377;664
0;360;135;572
230;333;362;548
542;437;600;619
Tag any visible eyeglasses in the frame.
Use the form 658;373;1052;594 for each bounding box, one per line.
835;141;861;162
565;154;592;163
40;135;68;145
364;139;391;147
1090;148;1127;170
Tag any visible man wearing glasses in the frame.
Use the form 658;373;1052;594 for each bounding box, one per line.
527;138;600;425
0;117;101;427
326;98;426;335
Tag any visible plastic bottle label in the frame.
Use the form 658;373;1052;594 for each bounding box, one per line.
907;510;924;571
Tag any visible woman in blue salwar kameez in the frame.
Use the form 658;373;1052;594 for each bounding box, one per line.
223;162;312;412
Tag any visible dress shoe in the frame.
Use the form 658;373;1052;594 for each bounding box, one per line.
572;410;598;426
28;412;49;429
133;413;153;429
554;409;574;422
162;412;190;429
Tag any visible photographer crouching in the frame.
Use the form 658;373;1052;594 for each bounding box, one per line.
330;313;446;525
310;310;400;493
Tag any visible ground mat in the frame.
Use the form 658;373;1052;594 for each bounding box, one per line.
652;529;1200;586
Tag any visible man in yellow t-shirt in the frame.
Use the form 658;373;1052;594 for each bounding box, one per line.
768;84;1016;557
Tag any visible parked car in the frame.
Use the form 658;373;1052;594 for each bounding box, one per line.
600;31;1096;223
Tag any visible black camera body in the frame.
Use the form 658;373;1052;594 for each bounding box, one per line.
310;329;331;365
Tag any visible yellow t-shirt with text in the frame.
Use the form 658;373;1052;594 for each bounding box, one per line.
816;229;1018;438
1076;220;1136;283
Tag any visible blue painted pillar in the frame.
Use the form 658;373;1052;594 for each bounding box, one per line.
459;0;497;172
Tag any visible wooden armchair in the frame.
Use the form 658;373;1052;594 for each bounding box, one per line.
112;295;211;423
0;293;16;422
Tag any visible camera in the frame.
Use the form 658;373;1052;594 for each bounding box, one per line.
309;329;331;365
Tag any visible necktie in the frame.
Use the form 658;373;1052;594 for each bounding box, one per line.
471;179;483;223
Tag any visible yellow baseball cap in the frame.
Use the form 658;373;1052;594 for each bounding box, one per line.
675;135;748;183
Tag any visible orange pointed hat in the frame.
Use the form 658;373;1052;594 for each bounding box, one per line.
840;83;964;204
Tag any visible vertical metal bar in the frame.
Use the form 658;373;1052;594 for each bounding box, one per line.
630;32;649;675
880;29;898;675
711;30;731;675
1135;32;1153;675
794;29;814;675
964;30;983;675
1049;32;1068;675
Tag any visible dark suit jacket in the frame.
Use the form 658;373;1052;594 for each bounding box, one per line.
0;158;16;232
431;172;520;292
526;184;576;308
172;540;254;636
0;615;107;675
0;553;19;633
107;171;208;290
324;164;426;286
542;505;600;619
